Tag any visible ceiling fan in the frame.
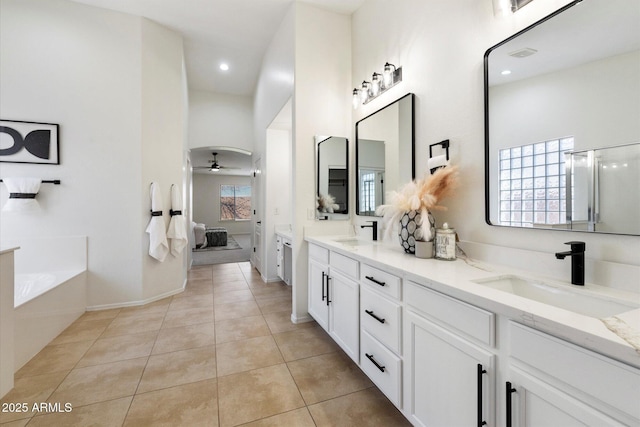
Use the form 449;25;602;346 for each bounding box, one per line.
193;152;239;172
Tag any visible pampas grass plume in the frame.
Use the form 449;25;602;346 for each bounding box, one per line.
376;165;459;241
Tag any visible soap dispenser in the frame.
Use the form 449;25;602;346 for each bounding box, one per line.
435;223;456;260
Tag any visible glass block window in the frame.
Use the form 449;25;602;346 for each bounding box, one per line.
360;172;376;214
499;137;574;227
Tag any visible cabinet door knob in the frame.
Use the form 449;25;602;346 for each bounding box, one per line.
365;309;386;324
365;353;386;372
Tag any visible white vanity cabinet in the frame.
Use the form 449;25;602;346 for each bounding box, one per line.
359;264;403;406
308;244;329;330
503;322;640;427
307;243;360;362
276;234;292;285
276;236;284;280
403;281;496;427
305;237;640;427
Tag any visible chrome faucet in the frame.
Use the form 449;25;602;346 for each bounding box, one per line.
555;241;585;286
361;220;378;241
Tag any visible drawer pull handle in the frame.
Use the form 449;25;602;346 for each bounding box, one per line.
477;364;487;427
365;309;386;324
365;353;386;372
506;382;516;427
365;275;386;286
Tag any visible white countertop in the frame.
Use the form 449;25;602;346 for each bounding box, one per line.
275;226;293;241
306;234;640;369
0;246;19;255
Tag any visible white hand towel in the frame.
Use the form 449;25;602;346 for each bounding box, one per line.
145;182;169;262
428;155;449;173
2;177;42;212
167;184;188;257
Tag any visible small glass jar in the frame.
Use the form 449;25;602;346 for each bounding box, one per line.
435;223;456;260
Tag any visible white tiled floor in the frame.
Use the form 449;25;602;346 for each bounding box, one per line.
1;262;410;426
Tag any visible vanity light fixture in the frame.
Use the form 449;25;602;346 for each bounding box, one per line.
352;62;403;109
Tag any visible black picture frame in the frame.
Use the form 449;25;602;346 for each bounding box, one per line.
0;119;60;165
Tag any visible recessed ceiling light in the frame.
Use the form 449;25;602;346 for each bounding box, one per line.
501;70;512;75
219;63;229;71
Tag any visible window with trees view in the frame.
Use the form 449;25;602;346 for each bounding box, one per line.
220;185;251;221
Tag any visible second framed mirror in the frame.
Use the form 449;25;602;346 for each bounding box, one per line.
356;93;415;216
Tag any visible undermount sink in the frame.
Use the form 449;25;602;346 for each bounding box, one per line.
332;237;375;247
472;275;639;318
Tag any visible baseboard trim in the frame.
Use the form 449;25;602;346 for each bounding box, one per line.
86;280;186;311
291;313;314;324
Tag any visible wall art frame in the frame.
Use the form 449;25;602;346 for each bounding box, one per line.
0;119;60;164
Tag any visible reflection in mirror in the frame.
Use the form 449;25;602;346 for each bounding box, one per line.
315;136;349;220
356;93;415;216
484;0;640;235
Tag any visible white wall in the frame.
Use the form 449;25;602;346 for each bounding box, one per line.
292;3;352;321
188;90;254;152
192;173;252;235
253;7;295;281
351;0;639;278
264;126;292;282
0;0;187;307
140;19;187;300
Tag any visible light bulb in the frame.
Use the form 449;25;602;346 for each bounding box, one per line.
352;89;360;109
360;81;370;103
383;62;396;87
371;73;382;96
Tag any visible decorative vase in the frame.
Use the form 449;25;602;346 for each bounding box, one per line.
399;210;436;254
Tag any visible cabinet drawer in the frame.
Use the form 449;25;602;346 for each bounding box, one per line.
361;330;402;407
510;322;640;421
330;252;359;280
360;263;401;300
309;244;329;264
405;281;495;347
361;286;402;354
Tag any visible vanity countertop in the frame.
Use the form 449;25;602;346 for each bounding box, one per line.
305;234;640;369
275;225;293;241
0;246;19;255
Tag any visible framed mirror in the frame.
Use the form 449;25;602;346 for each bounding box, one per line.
356;93;415;216
484;0;640;235
316;135;349;220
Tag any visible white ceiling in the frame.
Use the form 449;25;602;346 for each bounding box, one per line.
69;0;364;175
71;0;364;95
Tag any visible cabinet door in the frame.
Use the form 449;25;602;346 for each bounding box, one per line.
329;269;360;363
405;310;495;427
276;238;283;280
506;367;624;427
308;258;329;330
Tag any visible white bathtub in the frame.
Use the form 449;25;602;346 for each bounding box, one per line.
1;236;87;372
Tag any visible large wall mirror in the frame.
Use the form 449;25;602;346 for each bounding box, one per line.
484;0;640;235
356;93;415;216
316;135;349;220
